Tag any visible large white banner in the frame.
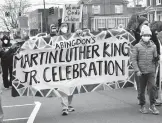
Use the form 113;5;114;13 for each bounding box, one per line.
12;29;135;97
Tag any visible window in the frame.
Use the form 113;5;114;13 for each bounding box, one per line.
150;0;152;6
156;0;161;5
98;19;105;28
108;18;116;28
92;5;100;14
83;6;88;14
115;5;123;14
158;14;162;21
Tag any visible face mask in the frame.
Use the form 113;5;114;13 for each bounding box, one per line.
61;27;68;34
142;36;150;42
4;39;8;44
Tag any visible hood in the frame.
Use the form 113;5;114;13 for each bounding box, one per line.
1;35;11;47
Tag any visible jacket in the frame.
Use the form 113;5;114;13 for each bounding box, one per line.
151;31;160;55
131;40;158;74
0;36;17;65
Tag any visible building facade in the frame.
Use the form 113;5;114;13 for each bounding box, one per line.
140;0;162;22
79;0;130;31
28;9;49;36
48;7;63;28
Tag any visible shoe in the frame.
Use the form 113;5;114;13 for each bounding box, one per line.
155;100;162;106
149;105;160;115
68;106;75;112
139;105;148;114
62;109;69;116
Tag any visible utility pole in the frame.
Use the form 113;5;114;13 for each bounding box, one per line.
104;0;105;15
81;2;84;30
43;0;48;32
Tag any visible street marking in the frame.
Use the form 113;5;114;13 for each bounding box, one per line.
3;117;28;122
3;103;35;108
2;102;41;123
27;101;41;123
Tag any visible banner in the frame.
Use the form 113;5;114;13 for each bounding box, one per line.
62;4;83;23
12;29;136;97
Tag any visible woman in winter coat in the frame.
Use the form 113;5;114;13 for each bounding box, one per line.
0;35;17;89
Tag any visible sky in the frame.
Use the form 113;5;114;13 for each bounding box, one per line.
27;0;146;11
0;0;146;7
0;0;146;31
0;0;80;12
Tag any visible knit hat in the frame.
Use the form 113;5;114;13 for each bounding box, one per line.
140;25;152;36
138;16;148;25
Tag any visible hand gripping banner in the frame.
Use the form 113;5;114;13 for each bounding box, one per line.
12;29;136;97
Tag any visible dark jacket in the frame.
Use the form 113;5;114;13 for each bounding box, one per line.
151;31;160;55
0;36;17;65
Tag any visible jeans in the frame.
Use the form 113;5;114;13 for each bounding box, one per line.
138;73;156;106
61;95;73;110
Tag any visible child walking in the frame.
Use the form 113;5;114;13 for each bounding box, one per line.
131;25;160;115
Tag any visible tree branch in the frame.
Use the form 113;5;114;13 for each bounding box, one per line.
0;0;30;30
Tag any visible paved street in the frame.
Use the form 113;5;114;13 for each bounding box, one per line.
1;87;162;123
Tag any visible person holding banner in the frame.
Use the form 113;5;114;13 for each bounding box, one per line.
0;35;18;89
131;25;160;115
59;22;75;116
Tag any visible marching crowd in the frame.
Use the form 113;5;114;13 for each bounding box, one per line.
0;14;161;122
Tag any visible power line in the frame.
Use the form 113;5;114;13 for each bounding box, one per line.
31;1;79;6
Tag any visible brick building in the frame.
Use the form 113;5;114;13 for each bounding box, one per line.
78;0;130;31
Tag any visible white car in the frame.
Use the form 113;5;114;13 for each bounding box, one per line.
30;33;48;41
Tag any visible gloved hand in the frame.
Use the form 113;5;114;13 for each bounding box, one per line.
136;71;142;76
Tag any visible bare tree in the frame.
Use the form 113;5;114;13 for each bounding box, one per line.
0;0;31;32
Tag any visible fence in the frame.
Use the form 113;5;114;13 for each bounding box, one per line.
91;16;130;31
